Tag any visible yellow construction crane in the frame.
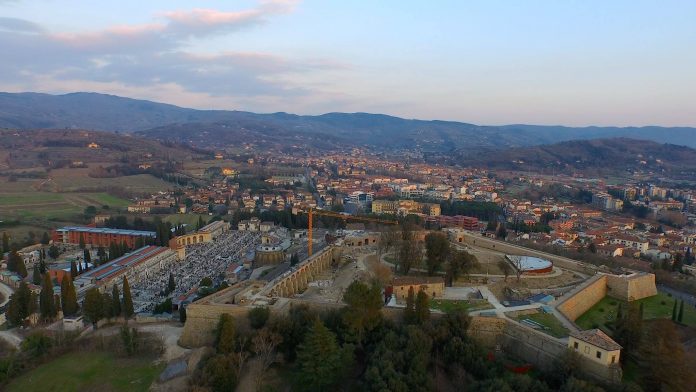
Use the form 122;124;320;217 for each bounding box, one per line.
298;207;398;256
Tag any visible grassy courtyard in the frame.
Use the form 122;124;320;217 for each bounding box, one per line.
5;351;164;392
576;292;696;331
513;311;570;338
430;299;494;313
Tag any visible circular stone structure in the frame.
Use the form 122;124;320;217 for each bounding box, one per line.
506;255;553;274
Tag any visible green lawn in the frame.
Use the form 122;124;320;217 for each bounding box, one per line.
514;311;570;338
5;351;164;392
430;299;494;313
576;292;696;331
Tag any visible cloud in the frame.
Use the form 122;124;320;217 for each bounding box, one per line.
0;16;44;33
0;0;353;112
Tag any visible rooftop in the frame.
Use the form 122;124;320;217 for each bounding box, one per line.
392;276;445;286
570;329;622;351
57;226;156;237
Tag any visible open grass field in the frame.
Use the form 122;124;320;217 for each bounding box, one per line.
0;191;130;220
513;310;570;338
576;292;696;331
430;298;494;313
5;351;164;392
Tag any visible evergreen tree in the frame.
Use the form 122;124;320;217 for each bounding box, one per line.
342;281;383;343
83;288;103;325
41;231;50;245
6;281;33;326
2;232;9;254
79;233;86;249
70;261;78;279
112;284;121;317
215;313;236;354
415;290;431;324
7;249;27;278
672;300;678;321
61;274;78;317
32;264;42;285
83;248;91;265
678;300;684;323
102;292;114;319
48;244;60;259
38;252;47;274
97;246;106;263
179;305;187;323
39;272;57;320
168;272;176;294
122;276;134;318
295;318;352;391
404;286;416;324
109;242;118;260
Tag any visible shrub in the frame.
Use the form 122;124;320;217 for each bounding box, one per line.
598;307;605;313
661;300;666;305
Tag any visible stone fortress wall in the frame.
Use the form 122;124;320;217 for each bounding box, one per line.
557;272;657;321
468;316;622;384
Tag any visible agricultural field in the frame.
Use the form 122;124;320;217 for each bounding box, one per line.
5;351;164;392
576;292;696;330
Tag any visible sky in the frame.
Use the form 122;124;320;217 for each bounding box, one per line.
1;0;695;126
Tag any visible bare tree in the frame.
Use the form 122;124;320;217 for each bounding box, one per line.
497;259;513;282
234;336;250;381
252;328;283;391
506;256;527;282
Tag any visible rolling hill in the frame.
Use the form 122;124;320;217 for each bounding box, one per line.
456;138;696;173
1;92;695;150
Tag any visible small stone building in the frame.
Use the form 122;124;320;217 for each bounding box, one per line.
568;329;621;366
390;276;445;302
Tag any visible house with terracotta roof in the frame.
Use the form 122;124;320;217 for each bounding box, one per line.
569;329;621;366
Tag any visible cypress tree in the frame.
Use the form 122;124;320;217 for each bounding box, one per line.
112;284;121;317
678;300;685;323
79;233;86;249
97;246;106;263
672;300;678;321
39;272;56;320
415;290;431;324
404;286;416;324
70;261;78;279
39;253;47;274
64;276;78;316
83;248;91;265
7;249;27;278
32;264;42;285
41;231;50;245
83;288;103;325
122;276;134;319
6;281;33;326
168;273;176;294
2;232;9;254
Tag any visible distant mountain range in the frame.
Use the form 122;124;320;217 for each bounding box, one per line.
1;92;695;150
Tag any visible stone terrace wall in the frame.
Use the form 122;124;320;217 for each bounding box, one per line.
557;275;608;321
